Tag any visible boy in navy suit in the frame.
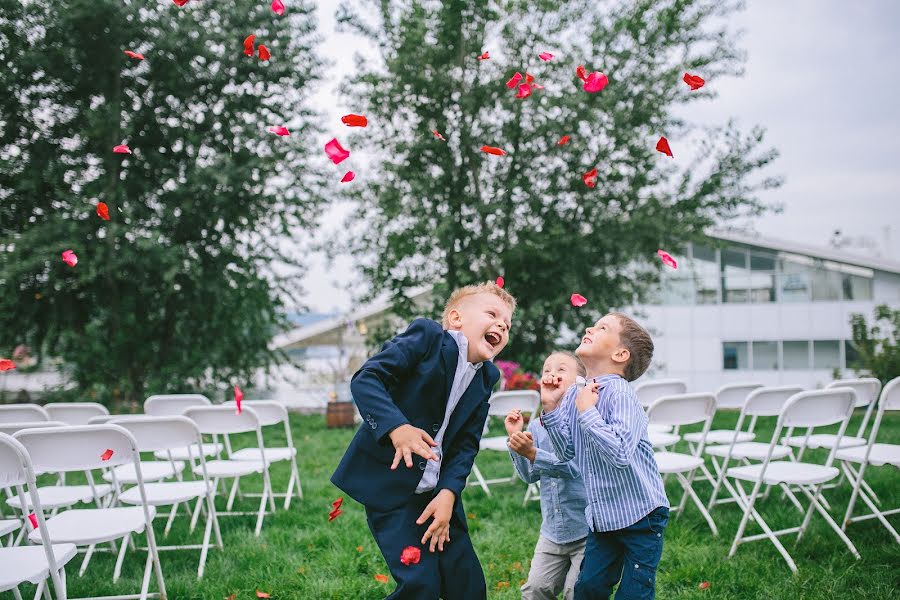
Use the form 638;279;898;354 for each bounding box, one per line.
332;281;516;600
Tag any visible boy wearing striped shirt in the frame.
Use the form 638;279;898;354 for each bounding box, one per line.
541;313;669;600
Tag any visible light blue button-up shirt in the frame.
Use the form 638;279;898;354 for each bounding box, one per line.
509;419;588;544
542;374;669;532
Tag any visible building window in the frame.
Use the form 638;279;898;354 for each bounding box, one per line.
692;244;719;304
842;273;873;301
811;267;842;301
782;341;811;370
779;256;812;302
752;341;779;370
813;340;842;369
749;252;777;303
844;340;861;369
721;248;749;303
723;342;749;370
659;277;694;305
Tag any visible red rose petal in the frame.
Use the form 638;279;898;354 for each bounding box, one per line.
374;574;389;583
28;513;38;529
243;34;255;57
683;72;705;91
356;545;363;552
575;65;587;82
0;359;16;371
100;449;114;461
112;144;131;154
432;130;446;141
657;249;678;270
495;276;504;288
557;135;570;145
271;0;285;16
97;202;110;221
525;73;535;84
256;591;270;599
324;138;350;164
328;507;343;521
234;385;243;415
538;52;554;61
477;51;490;60
332;497;344;509
400;546;421;566
515;83;532;99
570;293;587;307
583;72;609;93
258;45;271;61
340;171;355;183
61;250;78;268
173;0;189;5
506;72;523;89
341;114;368;127
124;50;144;60
267;126;290;136
582;167;598;188
480;145;507;156
698;581;711;590
656;136;673;158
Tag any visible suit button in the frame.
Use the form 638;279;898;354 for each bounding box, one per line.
370;422;377;429
418;462;426;470
432;423;440;433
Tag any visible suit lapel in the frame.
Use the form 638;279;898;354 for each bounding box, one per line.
440;333;459;404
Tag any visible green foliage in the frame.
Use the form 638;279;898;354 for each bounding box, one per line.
849;304;900;385
0;0;325;404
333;0;780;370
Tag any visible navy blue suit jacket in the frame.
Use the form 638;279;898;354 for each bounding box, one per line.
331;318;499;527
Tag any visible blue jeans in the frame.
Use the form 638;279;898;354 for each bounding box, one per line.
574;507;669;600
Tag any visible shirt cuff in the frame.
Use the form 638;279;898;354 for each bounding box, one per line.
532;448;561;471
577;407;604;431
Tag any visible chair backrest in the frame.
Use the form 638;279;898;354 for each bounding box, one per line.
14;424;140;473
45;402;110;425
486;390;540;417
744;386;805;417
0;421;65;436
110;416;202;452
714;383;764;410
634;379;687;408
826;378;881;408
182;405;262;435
0;404;50;423
779;388;856;430
221;400;287;426
647;393;715;427
144;394;211;416
860;377;900;448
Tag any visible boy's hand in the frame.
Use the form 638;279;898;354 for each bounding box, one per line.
388;424;439;470
508;431;536;462
576;382;602;413
504;409;525;435
416;489;454;552
540;373;567;412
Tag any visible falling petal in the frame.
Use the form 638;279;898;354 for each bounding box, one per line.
267;126;290;136
698;581;711;590
61;250;78;268
112;144;131;154
582;168;598;188
256;592;270;599
332;497;344;509
173;0;189;5
557;135;570;145
271;0;285;15
400;546;421;566
506;72;523;89
258;45;271;61
123;50;144;60
341;171;355;183
656;136;673;157
324;138;350;164
525;73;535;84
234;385;243;415
583;72;609;93
96;202;110;221
575;65;587;82
432;130;446;141
243;34;255;57
100;449;114;461
538;52;554;61
341;114;368;127
28;513;38;529
657;249;678;270
477;51;489;60
374;574;389;584
328;507;343;521
683;73;705;91
570;293;587;307
480;145;507;156
515;83;532;99
0;359;15;371
495;276;504;288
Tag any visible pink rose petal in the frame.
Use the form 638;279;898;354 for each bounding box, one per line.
570;293;587;307
515;83;532;99
100;449;114;461
506;72;523;89
341;171;355;183
324;138;350;164
477;51;490;60
582;168;598;188
268;126;290;136
495;276;504;288
432;130;446;141
112;144;131;154
557;135;570;145
400;546;421;566
28;513;38;529
0;359;16;371
124;50;144;60
271;0;285;16
61;250;78;268
234;385;243;415
538;52;554;61
583;72;609;93
657;249;678;269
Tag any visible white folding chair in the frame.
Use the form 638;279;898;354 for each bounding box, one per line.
725;388;859;573
45;403;110;426
649;393;719;535
144;395;224;464
837;376;900;543
635;380;687;433
0;432;78;600
111;416;223;578
683;383;763;451
182;406;276;536
0;405;50;424
220;400;303;509
468;390;540;496
13;424;167;599
705;386;804;509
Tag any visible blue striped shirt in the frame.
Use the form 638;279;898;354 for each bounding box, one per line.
542;374;668;532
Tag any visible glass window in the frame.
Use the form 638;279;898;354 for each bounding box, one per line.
844;340;861;369
842;274;873;301
779;257;811;302
721;248;749;303
752;341;778;370
782;341;810;369
811;268;842;301
692;244;719;304
723;342;749;370
749;252;776;303
813;340;841;369
659;277;694;305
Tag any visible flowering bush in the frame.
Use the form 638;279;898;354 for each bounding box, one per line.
496;360;540;391
494;360;520;382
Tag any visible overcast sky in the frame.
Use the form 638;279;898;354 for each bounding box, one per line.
298;0;900;313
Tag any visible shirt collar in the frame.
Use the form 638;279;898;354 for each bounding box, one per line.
446;329;484;370
576;374;624;387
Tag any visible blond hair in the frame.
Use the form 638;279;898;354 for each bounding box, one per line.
608;312;654;381
546;350;587;377
441;281;517;328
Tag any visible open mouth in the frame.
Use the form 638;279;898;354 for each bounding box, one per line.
484;331;501;347
581;336;593;345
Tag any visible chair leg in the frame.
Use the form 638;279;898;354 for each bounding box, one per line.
79;544;95;577
164;503;179;537
12;585;23;600
677;472;718;536
729;480;798;573
853;479;900;543
779;483;805;513
254;483;269;537
198;501;214;579
841;461;867;530
113;533;131;582
145;516;168;600
469;465;491;495
190;494;204;533
800;485;862;558
226;477;240;511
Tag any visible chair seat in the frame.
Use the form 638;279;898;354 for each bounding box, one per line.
782;434;867;450
153;443;223;461
705;442;792;461
654;451;704;473
119;481;213;506
0;543;78;591
229;447;296;462
196;459;266;479
102;461;185;484
479;436;512;452
683;430;756;445
835;443;900;467
647;424;673;434
0;518;19;537
6;484;114;510
727;461;840;485
648;432;680;448
28;507;157;546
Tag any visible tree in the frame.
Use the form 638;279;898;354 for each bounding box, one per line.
0;0;325;405
849;305;900;386
332;0;780;370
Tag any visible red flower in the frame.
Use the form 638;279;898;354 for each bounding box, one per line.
505;373;540;391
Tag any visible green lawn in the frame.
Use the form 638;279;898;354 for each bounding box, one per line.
6;410;899;599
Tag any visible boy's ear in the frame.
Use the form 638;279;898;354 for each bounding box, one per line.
446;307;463;329
611;347;630;365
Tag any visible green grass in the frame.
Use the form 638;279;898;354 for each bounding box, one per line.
6;411;899;599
